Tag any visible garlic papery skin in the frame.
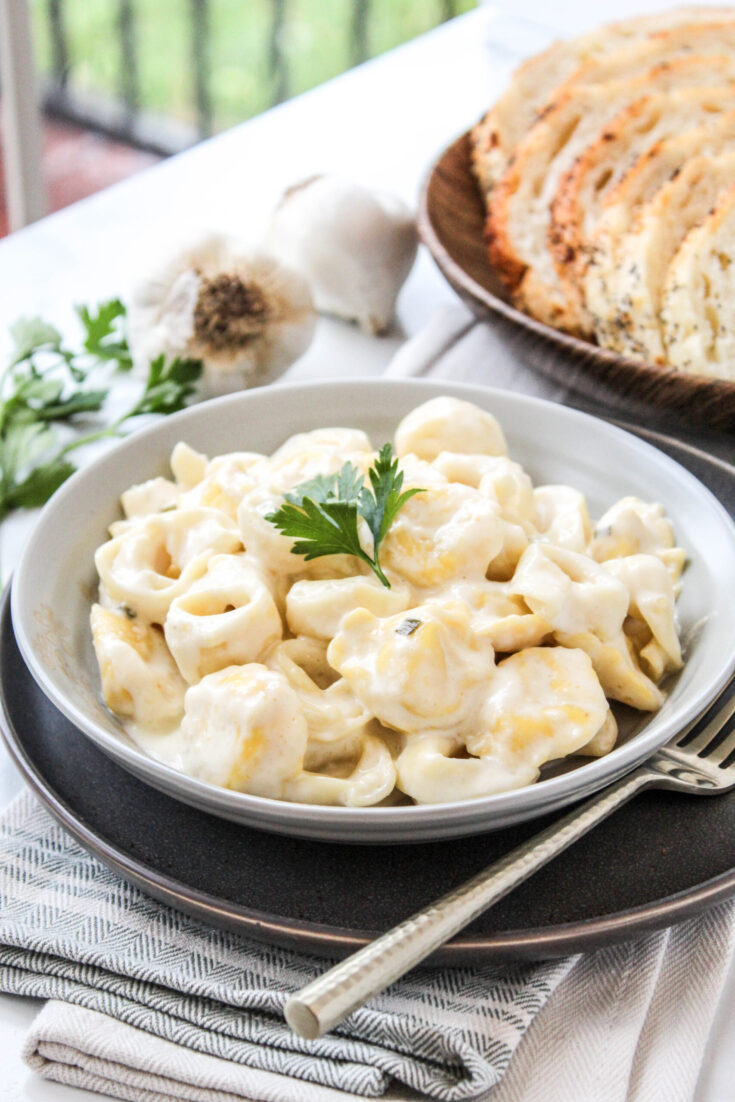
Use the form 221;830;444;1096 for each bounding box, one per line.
126;233;316;399
267;176;418;335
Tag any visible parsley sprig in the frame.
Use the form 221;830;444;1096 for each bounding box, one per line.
0;300;201;521
266;443;423;587
77;299;134;371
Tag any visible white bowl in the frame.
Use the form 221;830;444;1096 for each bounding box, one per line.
12;379;735;842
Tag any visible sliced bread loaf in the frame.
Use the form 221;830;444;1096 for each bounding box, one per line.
661;182;735;376
602;152;735;363
555;19;735;93
486;60;735;333
551;81;735;331
471;6;733;195
585;111;735;350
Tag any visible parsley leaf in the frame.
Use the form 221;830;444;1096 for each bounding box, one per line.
284;461;364;507
126;355;202;417
359;443;424;551
58;355;203;460
0;301;203;521
278;497;366;561
3;459;77;510
35;389;109;421
0;422;54;489
266;444;423;588
77;299;133;371
9;317;65;365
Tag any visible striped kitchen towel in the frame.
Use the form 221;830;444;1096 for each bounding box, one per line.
0;790;573;1101
4;786;735;1102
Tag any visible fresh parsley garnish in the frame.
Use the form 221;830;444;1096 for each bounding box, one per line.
0;300;202;522
266;443;423;588
127;354;202;417
284;461;365;508
8;317;68;366
76;299;133;372
395;618;423;636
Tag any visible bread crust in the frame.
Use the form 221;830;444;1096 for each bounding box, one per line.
486;60;735;334
471;107;506;198
471;7;735;194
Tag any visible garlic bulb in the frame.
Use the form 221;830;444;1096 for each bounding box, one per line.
126;233;316;398
267;176;418;335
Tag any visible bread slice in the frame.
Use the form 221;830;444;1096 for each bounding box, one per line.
556;20;735;93
551;82;735;331
661;182;735;376
486;60;735;334
585;111;735;350
471;6;733;195
605;152;735;363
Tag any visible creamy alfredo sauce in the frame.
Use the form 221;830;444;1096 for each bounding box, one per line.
90;397;686;806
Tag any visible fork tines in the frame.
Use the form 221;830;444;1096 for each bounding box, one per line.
677;684;735;767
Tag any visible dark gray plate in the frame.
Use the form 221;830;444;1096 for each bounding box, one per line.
3;427;735;963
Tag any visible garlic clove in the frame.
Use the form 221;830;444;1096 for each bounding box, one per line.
126;232;316;399
267;176;418;335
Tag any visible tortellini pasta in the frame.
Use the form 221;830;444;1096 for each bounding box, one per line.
395;396;507;460
90;398;687;806
467;647;609;766
266;636;372;744
533;485;591;554
328;602;494;735
180;452;265;519
286;576;412;640
380;483;506;586
590;496;686;585
602;554;682;674
432;581;550;652
121;476;178;519
178;665;307;798
170;442;208;489
397;647;610;803
95;507;242;622
90;605;186;724
511;543;629;641
164;553;282;683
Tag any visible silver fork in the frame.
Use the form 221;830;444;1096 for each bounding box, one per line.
285;682;735;1040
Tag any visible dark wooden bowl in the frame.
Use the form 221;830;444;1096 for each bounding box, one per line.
418;131;735;431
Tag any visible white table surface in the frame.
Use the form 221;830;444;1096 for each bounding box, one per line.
2;4;735;1098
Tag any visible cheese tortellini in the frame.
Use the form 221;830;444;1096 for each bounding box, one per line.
90;397;686;806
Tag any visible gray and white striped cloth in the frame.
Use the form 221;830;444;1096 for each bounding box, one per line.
0;791;573;1100
2;789;734;1102
2;307;735;1102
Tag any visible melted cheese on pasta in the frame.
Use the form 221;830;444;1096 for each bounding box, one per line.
90;396;686;805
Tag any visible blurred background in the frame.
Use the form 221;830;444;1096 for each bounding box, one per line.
0;0;476;235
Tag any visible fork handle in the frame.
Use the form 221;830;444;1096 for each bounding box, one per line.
285;767;654;1039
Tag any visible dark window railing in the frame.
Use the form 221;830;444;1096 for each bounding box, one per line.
34;0;475;156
